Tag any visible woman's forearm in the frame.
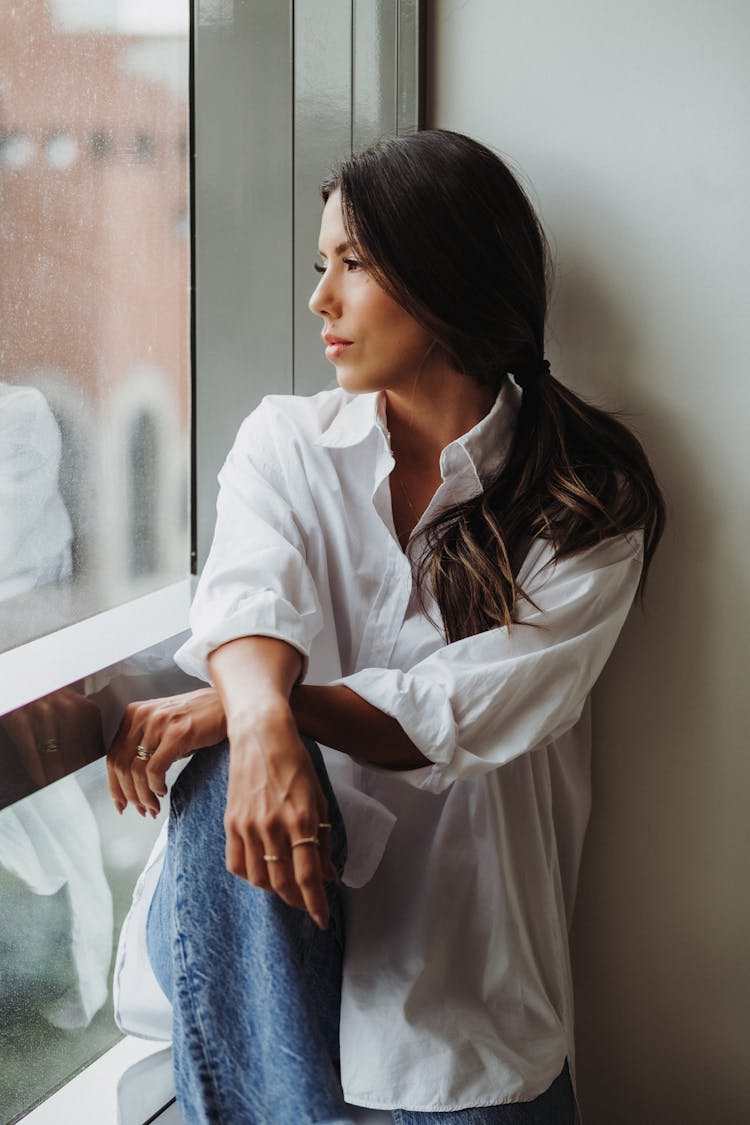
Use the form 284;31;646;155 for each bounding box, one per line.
208;635;302;736
290;683;429;770
207;636;335;928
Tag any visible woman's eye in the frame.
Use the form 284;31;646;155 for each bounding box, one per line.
343;258;362;272
313;261;325;275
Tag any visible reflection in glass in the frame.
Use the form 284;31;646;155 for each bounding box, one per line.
127;410;160;577
0;382;73;603
0;636;198;1121
0;757;166;1122
0;0;191;653
0;684;104;808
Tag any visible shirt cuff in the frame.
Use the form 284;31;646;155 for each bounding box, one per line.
174;591;314;684
331;667;459;794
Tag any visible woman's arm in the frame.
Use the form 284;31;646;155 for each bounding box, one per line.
208;636;335;930
108;675;427;824
327;534;646;794
108;637;337;929
290;683;429;770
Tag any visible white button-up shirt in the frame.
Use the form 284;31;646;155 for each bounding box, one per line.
174;380;643;1112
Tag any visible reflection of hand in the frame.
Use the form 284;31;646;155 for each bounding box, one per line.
106;688;227;818
0;687;104;790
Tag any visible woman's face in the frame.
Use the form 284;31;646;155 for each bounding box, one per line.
308;190;436;395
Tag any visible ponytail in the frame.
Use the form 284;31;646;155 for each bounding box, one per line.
415;366;665;643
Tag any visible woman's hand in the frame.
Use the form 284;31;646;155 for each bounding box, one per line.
224;703;337;930
107;687;226;818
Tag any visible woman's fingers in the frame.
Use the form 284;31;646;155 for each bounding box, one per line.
261;856;304;910
107;704;149;815
272;770;331;925
107;691;224;816
290;835;328;929
131;752;161;818
225;822;249;882
259;819;305;911
233;815;327;923
106;707;132;812
225;816;273;893
130;717;172;817
224;732;333;926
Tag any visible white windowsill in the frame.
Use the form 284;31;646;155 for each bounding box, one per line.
0;578;193;715
19;1036;172;1125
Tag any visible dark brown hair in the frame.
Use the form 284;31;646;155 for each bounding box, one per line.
323;130;665;643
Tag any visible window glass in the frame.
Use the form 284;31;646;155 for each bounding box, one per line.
0;0;190;654
0;636;198;1122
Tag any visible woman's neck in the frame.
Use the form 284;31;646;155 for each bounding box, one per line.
385;371;497;469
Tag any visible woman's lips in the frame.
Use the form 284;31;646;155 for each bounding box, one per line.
325;341;353;360
322;334;353;361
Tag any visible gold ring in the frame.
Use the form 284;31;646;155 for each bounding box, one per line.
291;836;319;849
39;738;60;754
135;745;154;762
263;854;282;863
319;822;332;830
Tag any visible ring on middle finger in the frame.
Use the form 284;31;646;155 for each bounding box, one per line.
291;836;319;849
135;745;155;762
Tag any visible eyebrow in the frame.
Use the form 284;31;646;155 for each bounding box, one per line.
317;241;352;259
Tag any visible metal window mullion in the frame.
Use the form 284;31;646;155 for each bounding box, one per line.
193;0;295;568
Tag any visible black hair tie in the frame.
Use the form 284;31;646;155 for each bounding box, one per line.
513;358;551;389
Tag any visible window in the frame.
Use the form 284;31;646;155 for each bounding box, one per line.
0;0;191;1119
0;2;422;1121
0;0;191;655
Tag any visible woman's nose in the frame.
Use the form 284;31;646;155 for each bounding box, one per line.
308;272;339;319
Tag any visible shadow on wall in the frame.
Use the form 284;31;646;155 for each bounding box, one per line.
555;265;750;1123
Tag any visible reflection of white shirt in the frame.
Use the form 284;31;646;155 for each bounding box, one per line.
0;383;72;601
0;768;113;1029
174;381;643;1111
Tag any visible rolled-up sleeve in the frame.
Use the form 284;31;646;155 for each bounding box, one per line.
174;407;323;683
333;532;644;793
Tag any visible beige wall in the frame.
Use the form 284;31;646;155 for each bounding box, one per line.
427;2;750;1121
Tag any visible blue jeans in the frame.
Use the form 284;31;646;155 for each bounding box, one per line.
146;739;575;1125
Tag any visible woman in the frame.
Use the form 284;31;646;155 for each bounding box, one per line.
108;130;664;1124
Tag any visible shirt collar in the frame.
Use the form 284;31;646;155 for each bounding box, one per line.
439;376;521;488
316;377;521;487
315;391;387;450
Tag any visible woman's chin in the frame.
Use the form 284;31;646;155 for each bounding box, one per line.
334;367;377;394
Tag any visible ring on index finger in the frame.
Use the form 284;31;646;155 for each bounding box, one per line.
291;836;319;849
